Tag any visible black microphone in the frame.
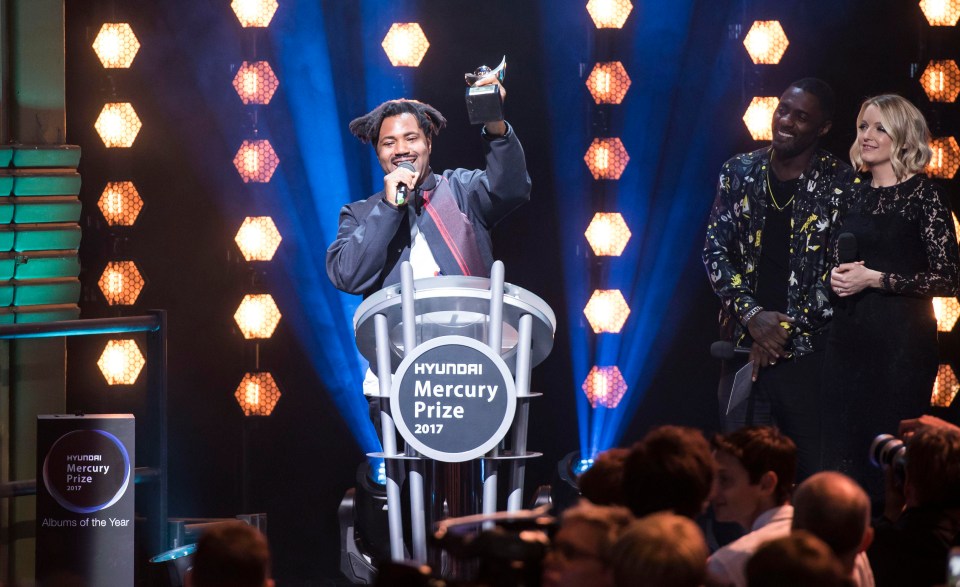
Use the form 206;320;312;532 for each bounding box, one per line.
837;232;858;264
395;162;416;206
710;341;751;360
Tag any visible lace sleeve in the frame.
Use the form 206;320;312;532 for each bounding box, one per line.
881;180;960;297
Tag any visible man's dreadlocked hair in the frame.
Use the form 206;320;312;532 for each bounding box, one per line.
348;99;447;146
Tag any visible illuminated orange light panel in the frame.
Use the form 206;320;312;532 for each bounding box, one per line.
98;181;144;226
231;0;279;28
234;140;280;183
743;20;789;65
582;365;628;409
586;0;633;29
381;23;430;67
98;261;146;306
919;0;960;26
233;61;280;105
921;60;960;103
235;372;282;416
583;289;630;334
586;62;631;105
234;294;282;339
92;23;140;68
934;297;960;332
585;212;632;257
743;97;778;141
235;216;283;261
927;136;960;179
97;339;146;385
932;364;960;407
95;102;142;148
584;138;630;180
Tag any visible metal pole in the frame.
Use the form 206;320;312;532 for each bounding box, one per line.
375;313;405;561
482;262;506;524
507;314;533;512
146;310;168;553
400;263;427;563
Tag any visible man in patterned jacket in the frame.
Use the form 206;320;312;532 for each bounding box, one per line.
703;78;854;479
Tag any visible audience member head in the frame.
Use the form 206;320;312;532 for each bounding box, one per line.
186;522;273;587
542;500;633;587
792;472;873;572
578;447;629;506
622;425;715;519
610;512;708;587
745;530;851;587
904;424;960;508
711;426;797;530
849;94;932;181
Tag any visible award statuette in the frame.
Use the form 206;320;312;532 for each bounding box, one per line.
464;56;506;125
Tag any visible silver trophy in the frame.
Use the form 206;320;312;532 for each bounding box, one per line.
464;56;506;125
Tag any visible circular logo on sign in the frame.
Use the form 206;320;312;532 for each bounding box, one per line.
391;336;516;462
42;429;131;514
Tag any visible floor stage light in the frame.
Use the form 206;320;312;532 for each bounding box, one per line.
934;297;960;332
586;62;631;105
233;139;280;183
97;339;146;385
231;0;278;28
233;61;280;105
743;97;778;141
98;260;146;306
919;0;960;26
921;60;960;102
235;371;281;416
98;181;143;226
932;364;960;407
92;23;140;69
584;212;631;256
381;23;430;67
585;0;633;29
927;136;960;179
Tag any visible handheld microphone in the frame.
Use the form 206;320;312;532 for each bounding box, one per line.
710;341;751;360
837;232;858;264
395;162;416;206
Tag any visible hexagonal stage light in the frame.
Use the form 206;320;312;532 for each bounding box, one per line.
233;61;280;105
927;136;960;179
235;371;282;416
584;138;630;180
92;23;140;69
743;97;778;141
95;102;142;148
934;297;960;332
98;261;146;306
921;60;960;102
234;294;282;339
931;364;960;407
233;139;280;183
584;212;631;256
235;216;282;261
381;23;430;67
919;0;960;26
98;181;144;226
231;0;278;27
586;62;631;105
581;365;628;409
583;289;630;334
97;339;146;385
743;20;789;65
586;0;633;29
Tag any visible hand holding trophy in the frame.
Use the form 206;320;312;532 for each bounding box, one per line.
464;56;507;131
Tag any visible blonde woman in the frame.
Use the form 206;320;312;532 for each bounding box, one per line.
822;94;959;497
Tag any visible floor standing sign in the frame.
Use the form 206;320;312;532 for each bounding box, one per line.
36;414;135;586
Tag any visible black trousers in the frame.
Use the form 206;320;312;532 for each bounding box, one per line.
718;350;824;481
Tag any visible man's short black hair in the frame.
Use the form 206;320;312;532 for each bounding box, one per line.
787;78;836;123
348;99;447;146
191;522;270;587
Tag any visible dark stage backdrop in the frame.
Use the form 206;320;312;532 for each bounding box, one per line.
61;0;959;584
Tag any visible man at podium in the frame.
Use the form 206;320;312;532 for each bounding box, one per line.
325;77;531;298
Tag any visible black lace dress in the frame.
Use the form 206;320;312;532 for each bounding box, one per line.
821;174;959;497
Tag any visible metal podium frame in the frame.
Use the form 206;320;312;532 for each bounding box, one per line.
353;261;555;564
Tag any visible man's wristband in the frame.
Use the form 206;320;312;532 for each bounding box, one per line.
742;306;764;326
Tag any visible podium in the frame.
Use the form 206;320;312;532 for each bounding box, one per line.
353;261;555;564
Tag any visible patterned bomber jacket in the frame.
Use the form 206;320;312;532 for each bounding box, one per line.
703;147;854;356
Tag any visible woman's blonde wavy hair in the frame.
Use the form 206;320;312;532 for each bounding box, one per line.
849;94;932;181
